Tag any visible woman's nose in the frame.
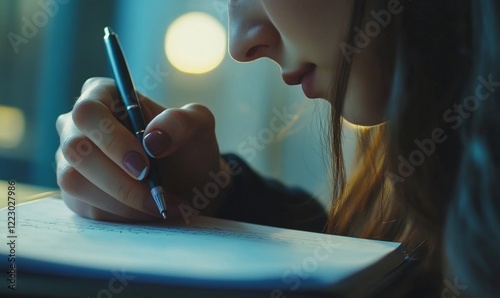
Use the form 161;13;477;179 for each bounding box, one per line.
228;4;280;62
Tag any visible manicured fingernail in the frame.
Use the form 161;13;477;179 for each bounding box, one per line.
124;151;148;180
143;130;171;158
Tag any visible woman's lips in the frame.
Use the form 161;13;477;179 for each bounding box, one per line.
282;64;318;98
300;67;317;98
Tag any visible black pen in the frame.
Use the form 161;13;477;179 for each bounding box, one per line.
103;27;168;219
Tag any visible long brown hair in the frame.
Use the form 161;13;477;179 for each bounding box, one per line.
444;0;500;296
325;0;480;293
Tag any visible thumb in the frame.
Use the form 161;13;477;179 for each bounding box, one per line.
143;103;216;159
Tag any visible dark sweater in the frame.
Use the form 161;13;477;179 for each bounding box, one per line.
217;154;328;233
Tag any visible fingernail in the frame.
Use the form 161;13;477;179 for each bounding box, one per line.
124;151;148;180
143;130;171;158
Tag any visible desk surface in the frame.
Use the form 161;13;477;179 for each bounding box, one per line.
0;182;418;298
1;180;59;208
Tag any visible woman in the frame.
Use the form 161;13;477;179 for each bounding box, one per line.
55;0;499;296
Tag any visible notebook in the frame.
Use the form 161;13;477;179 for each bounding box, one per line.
0;198;408;298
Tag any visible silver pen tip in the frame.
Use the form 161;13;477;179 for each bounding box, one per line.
151;186;168;220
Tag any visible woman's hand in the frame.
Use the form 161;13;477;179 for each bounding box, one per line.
55;77;230;222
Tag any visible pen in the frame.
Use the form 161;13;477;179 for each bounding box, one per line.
103;27;168;219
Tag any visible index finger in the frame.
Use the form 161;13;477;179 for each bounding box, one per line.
80;77;130;122
72;77;151;180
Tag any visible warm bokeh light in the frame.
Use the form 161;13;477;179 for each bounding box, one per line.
0;106;25;148
165;12;226;74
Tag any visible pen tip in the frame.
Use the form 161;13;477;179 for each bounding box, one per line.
151;186;168;220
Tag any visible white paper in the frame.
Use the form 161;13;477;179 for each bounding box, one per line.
0;198;403;291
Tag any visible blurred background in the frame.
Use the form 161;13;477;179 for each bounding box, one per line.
0;0;358;205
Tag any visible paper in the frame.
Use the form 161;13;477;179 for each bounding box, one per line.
0;198;404;292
